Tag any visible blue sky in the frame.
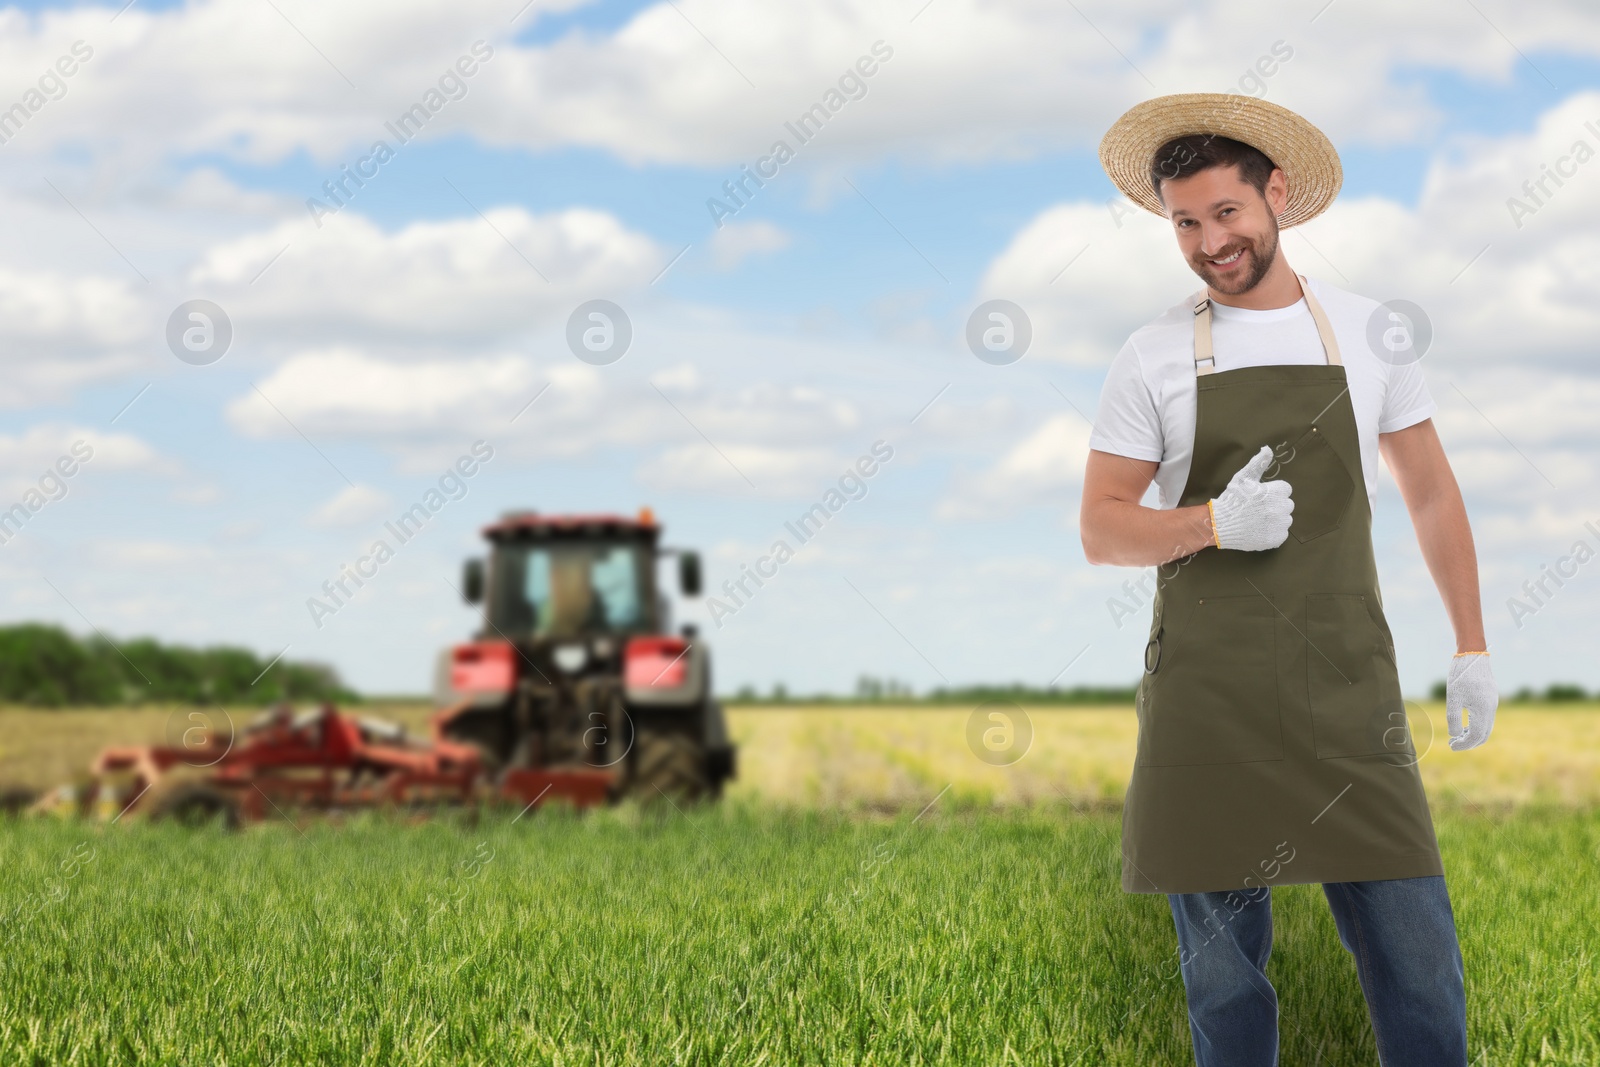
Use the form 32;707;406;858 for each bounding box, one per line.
2;0;1598;698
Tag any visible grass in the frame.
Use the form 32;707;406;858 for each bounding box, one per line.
2;803;1596;1065
3;704;1598;1064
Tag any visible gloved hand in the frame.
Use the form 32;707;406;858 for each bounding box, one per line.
1208;445;1294;551
1446;652;1497;751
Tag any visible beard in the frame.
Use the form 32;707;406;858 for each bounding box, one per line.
1189;214;1280;295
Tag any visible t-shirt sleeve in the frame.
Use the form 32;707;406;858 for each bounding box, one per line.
1378;358;1438;433
1088;337;1165;462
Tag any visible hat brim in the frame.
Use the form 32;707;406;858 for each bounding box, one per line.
1098;93;1342;229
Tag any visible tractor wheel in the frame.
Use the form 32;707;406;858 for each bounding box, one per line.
148;783;241;829
629;730;708;804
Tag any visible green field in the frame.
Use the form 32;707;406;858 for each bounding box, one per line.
3;803;1597;1066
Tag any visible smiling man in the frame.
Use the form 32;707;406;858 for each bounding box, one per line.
1078;94;1498;1066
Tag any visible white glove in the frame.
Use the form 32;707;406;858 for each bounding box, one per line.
1446;652;1497;751
1208;445;1294;551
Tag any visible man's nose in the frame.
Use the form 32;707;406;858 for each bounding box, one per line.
1197;223;1231;256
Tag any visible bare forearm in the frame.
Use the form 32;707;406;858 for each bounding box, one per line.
1082;499;1215;566
1411;490;1487;653
1380;421;1488;654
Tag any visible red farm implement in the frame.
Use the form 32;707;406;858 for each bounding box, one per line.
48;702;616;827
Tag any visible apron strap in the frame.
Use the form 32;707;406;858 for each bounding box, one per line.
1192;272;1343;377
1192;292;1216;375
1300;274;1344;367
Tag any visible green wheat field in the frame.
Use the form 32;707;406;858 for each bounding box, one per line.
2;705;1598;1065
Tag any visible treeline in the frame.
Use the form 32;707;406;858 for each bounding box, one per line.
922;683;1141;705
731;678;1598;706
1429;680;1595;703
729;678;1140;706
0;624;356;707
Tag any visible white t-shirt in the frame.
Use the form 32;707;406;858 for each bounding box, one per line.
1088;276;1437;514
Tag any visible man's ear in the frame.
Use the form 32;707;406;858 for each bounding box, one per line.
1265;167;1289;216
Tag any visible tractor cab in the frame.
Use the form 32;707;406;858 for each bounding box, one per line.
433;509;733;802
464;508;700;642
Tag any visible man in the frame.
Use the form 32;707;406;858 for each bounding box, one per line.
1078;93;1498;1067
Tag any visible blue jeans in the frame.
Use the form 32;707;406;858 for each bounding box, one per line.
1166;876;1466;1067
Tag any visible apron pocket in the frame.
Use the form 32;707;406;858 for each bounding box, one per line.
1283;425;1354;543
1306;594;1411;759
1137;595;1282;767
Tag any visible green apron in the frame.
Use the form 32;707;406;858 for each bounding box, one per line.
1122;274;1445;895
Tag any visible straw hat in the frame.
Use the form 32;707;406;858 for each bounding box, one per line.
1098;93;1342;228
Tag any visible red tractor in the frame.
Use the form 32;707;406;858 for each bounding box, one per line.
433;508;736;804
25;508;735;826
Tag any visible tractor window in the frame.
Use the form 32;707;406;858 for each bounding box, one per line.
491;543;648;637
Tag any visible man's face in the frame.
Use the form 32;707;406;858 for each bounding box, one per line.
1159;163;1288;296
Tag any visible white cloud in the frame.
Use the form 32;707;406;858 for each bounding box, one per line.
0;266;150;407
5;0;1599;174
937;413;1092;520
227;344;871;484
0;266;146;349
977;202;1195;365
170;483;222;506
88;540;198;568
637;444;841;496
0;424;160;497
709;220;790;270
0;189;665;406
309;484;394;528
191;207;664;346
1307;354;1599;505
0;1;579;166
229;347;539;438
1425;366;1600;544
651;362;701;391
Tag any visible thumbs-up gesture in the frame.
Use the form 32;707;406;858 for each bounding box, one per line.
1208;445;1294;551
